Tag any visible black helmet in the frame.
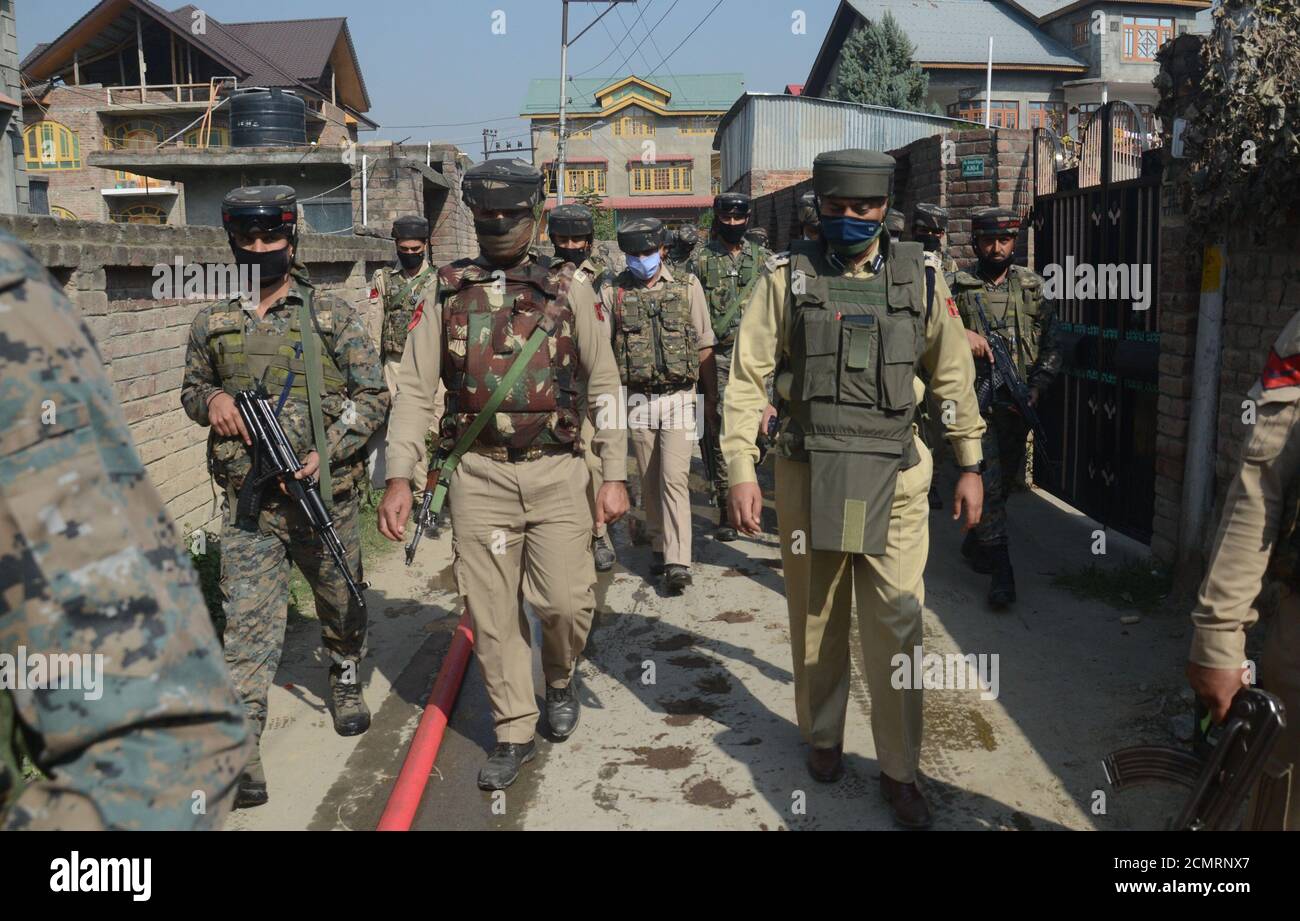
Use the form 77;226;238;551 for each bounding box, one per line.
392;214;430;242
463;159;544;210
548;203;595;238
222;185;298;242
617;217;665;254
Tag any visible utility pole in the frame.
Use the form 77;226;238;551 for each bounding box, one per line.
556;1;637;206
482;128;498;160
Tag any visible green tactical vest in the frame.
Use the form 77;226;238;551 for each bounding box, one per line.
205;285;352;495
783;238;929;556
0;688;29;821
694;241;763;344
949;265;1044;378
611;272;699;389
378;264;432;361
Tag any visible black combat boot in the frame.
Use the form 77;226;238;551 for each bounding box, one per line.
234;751;268;809
593;534;616;572
663;563;692;595
328;664;371;736
987;544;1016;608
546;681;581;740
650;551;666;576
477;740;537;790
714;506;738;542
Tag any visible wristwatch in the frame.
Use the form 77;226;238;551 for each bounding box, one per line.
957;461;985;475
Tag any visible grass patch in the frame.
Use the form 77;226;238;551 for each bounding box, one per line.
1052;557;1173;616
189;485;398;639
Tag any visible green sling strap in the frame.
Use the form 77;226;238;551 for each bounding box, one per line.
297;289;334;507
0;689;29;817
425;319;554;519
710;241;764;342
389;265;430;306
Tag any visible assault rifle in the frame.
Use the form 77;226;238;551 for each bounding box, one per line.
973;294;1052;466
233;385;367;608
1102;686;1286;830
405;451;449;566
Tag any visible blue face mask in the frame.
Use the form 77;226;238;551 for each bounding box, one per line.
820;216;882;255
627;251;661;280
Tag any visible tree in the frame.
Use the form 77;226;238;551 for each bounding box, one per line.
826;12;934;114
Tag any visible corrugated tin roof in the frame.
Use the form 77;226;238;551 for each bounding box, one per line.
222;18;346;82
844;0;1087;67
1000;0;1075;20
522;73;744;115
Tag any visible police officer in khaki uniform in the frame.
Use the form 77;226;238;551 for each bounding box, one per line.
368;215;444;490
604;218;716;593
724;150;986;828
948;207;1061;608
378;161;629;790
1188;311;1300;830
693;192;774;541
549;204;618;572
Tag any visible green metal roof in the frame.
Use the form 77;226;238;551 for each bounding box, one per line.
521;72;745;116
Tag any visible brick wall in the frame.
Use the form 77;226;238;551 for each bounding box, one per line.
351;143;477;265
4;213;391;537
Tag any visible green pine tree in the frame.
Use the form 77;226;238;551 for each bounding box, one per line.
826;12;935;114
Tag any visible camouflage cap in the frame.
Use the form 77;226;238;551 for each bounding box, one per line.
548;203;594;237
812;149;895;200
913;203;949;233
713;192;751;216
798;190;820;226
462;159;543;211
221;185;298;234
971;206;1022;237
392;214;430;241
617;217;665;254
886;208;905;235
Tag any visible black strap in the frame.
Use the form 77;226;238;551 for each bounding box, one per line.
925;265;936;325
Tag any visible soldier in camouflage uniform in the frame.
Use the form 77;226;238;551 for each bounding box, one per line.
885;208;905;240
692;192;774;541
549;203;618;572
605;218;716;594
666;223;700;273
1189;310;1300;830
947;207;1061;608
367;215;443;490
798;190;821;241
913;204;959;510
379;161;629;790
1;231;251;829
181;186;389;808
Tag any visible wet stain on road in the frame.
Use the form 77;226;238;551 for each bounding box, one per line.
626;745;695;770
652;633;695;652
713;610;755;624
683;777;747;809
664;713;700;727
592;784;619;811
426;565;457;594
660;696;720;718
925;699;999;752
695;673;732;695
668;654;715;669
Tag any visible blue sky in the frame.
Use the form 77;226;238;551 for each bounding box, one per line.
20;0;839;158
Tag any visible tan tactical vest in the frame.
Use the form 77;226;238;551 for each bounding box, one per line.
782;238;929;555
439;258;581;450
611;272;699;389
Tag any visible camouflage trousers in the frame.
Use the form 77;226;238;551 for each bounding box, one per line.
701;345;733;508
220;490;367;749
974;402;1029;548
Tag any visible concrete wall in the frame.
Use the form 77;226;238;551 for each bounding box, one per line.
179;166;352;228
1;0;27;214
3;213;392;536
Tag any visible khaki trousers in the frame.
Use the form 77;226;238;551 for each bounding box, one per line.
580;415;606;540
450;450;596;744
774;437;933;784
629;387;700;567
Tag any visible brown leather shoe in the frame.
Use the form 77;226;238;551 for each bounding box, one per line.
807;744;844;783
880;774;933;829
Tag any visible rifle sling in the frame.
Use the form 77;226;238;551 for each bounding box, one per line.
298;290;333;508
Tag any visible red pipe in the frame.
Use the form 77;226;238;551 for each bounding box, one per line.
377;609;474;831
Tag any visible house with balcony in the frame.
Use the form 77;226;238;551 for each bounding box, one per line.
803;0;1211;139
20;0;375;226
521;72;744;232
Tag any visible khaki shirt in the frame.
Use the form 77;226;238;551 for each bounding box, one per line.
722;240;986;486
604;264;716;353
385;254;628;485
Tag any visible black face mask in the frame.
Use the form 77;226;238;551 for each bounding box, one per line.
397;250;425;271
233;244;292;288
554;244;589;267
717;220;748;245
918;234;942;253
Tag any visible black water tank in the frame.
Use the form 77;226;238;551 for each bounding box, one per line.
230;88;307;148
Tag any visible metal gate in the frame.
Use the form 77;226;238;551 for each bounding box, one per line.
1031;102;1162;543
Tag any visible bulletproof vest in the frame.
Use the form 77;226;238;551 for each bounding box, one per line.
695;241;763;342
783;238;928;555
378;264;431;361
0;688;26;821
439;258;581;450
611;272;699;389
951;266;1044;377
205;285;353;494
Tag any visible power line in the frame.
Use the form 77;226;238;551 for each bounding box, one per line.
644;0;726;78
570;0;655;78
384;114;524;130
583;0;681;106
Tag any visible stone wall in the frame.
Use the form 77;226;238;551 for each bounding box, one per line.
3;213;392;537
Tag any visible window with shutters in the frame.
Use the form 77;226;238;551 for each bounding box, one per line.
24;121;81;171
613;106;655;137
629;162;692;193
